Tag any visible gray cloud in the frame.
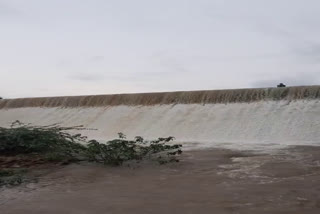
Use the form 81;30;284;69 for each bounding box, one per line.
149;51;191;74
253;22;320;63
90;56;105;62
292;44;320;63
1;0;320;98
68;72;106;82
0;2;15;15
0;1;23;18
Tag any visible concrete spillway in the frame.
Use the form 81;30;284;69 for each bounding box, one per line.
1;86;320;149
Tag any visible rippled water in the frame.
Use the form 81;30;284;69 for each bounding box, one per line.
2;146;320;214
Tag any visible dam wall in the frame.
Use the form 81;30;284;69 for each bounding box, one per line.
1;86;320;148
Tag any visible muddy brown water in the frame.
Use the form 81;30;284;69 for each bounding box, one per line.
1;146;320;214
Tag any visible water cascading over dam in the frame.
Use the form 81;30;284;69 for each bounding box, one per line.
1;86;320;149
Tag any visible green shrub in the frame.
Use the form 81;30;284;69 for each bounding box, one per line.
0;121;87;159
0;121;182;166
0;169;26;187
0;169;15;177
86;133;182;166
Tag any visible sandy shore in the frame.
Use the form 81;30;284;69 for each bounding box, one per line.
1;145;320;214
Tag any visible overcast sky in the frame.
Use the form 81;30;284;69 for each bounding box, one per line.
1;0;320;98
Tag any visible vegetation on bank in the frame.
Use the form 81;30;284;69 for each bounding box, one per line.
0;168;26;186
0;121;182;187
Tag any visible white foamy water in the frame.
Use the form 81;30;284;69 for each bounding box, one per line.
0;100;319;150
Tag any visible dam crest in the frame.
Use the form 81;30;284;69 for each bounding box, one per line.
0;86;319;149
